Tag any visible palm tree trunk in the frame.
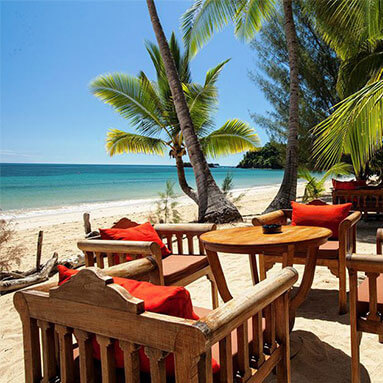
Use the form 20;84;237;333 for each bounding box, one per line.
265;0;299;212
146;0;242;223
175;155;199;204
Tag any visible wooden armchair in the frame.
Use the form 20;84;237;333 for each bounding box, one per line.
78;219;219;308
346;248;383;383
252;205;361;314
14;255;298;382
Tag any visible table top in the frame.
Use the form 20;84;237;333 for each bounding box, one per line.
200;225;332;252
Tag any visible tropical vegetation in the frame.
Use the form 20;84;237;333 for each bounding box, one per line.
309;0;383;179
237;142;283;169
90;34;258;220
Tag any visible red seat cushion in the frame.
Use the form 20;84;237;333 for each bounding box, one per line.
99;222;171;258
356;274;383;314
57;266;218;376
332;179;367;190
291;201;352;239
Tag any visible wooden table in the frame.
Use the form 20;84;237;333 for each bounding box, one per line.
200;225;332;329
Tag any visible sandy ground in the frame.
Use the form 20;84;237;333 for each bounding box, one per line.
1;183;382;382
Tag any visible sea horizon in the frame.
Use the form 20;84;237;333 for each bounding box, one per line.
0;163;286;217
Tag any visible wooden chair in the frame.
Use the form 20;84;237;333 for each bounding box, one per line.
252;202;361;314
79;217;219;308
14;252;298;383
346;240;383;383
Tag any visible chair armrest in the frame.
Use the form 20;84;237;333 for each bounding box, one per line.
196;267;298;344
340;211;361;230
252;210;286;226
77;239;162;257
346;254;383;274
153;223;216;236
377;228;383;255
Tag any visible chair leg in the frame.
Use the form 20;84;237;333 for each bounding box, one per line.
350;328;362;383
207;272;219;309
379;334;383;344
338;266;348;315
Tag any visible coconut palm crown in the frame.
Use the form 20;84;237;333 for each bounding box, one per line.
90;33;259;203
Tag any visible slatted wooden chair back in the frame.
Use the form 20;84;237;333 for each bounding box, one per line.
14;266;298;383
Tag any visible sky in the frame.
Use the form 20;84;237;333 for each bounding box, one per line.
1;0;271;166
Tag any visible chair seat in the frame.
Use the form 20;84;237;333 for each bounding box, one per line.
163;255;210;285
357;274;383;314
317;240;340;259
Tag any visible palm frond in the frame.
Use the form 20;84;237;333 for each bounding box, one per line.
181;0;237;56
200;119;260;157
90;73;166;137
321;162;353;181
106;129;167;156
313;79;383;175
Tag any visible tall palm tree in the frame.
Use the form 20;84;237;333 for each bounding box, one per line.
308;0;383;177
181;0;301;212
146;0;243;223
90;34;259;206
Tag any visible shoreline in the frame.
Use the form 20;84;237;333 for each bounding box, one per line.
2;182;289;230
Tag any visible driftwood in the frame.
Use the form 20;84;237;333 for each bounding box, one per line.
0;253;58;293
57;253;85;269
36;230;43;270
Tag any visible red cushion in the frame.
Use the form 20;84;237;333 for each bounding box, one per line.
57;266;219;375
332;179;367;190
291;201;352;239
99;222;171;258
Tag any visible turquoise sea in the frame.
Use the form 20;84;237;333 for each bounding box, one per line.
0;163;285;214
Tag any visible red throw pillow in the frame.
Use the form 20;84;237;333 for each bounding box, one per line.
291;201;352;239
57;266;219;375
332;179;356;190
99;222;171;259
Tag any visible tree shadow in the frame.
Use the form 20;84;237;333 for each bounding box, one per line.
265;330;371;383
357;220;382;245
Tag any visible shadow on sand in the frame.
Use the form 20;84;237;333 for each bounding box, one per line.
265;330;371;383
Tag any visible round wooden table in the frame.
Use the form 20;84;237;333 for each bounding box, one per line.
200;225;332;329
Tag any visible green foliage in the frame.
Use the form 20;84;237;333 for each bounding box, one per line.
221;173;245;206
248;1;340;168
154;181;182;224
90;34;259;161
237;142;283;169
298;162;353;202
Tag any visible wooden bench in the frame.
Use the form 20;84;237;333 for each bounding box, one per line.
346;240;383;383
14;255;298;383
332;188;383;219
253;207;361;314
79;218;219;308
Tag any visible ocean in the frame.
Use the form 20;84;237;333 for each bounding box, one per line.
0;163;285;216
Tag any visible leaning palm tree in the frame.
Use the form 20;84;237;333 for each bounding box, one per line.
145;0;242;223
308;0;383;177
181;0;301;212
90;34;259;207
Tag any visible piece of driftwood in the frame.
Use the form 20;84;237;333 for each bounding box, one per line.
36;231;43;270
0;253;58;293
57;253;85;269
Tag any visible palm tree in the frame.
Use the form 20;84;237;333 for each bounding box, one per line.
298;162;352;202
145;0;243;223
308;0;383;177
90;33;258;215
181;0;301;212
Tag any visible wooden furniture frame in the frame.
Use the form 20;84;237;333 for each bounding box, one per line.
252;209;361;314
14;255;298;383
200;225;331;332
79;219;219;308
377;228;383;255
332;188;383;218
347;251;383;383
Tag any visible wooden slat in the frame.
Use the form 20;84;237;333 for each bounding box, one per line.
119;254;126;265
219;335;233;382
187;235;194;254
96;335;116;383
199;239;205;255
74;329;95;383
176;234;183;254
166;235;173;253
84;251;94;267
251;312;264;368
55;325;75;383
198;349;213;383
145;347;168;383
95;252;104;269
366;272;380;321
37;320;57;382
107;253;115;267
264;302;276;354
119;341;140;383
237;322;251;380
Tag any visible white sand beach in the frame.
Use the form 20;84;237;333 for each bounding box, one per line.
1;183;382;382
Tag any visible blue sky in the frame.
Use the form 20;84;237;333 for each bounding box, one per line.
1;0;270;166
